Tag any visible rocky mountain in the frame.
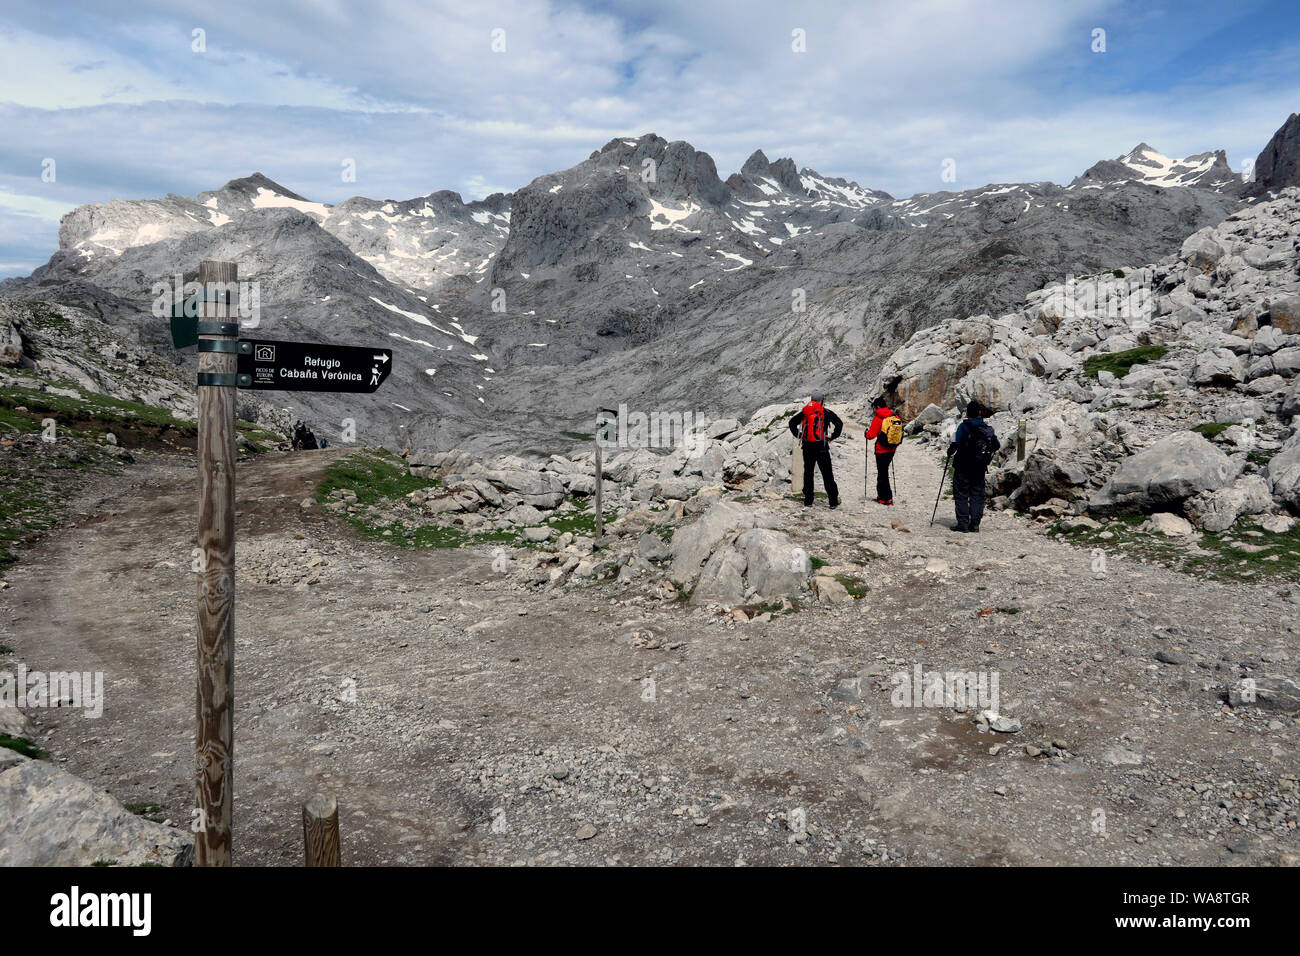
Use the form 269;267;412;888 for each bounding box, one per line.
9;114;1300;453
1071;143;1242;193
16;204;495;451
1252;112;1300;195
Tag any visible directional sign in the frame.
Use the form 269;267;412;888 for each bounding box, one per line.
237;338;393;393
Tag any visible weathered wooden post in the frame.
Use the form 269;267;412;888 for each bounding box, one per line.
594;441;604;538
195;259;239;866
791;435;803;497
303;794;341;866
1017;419;1027;461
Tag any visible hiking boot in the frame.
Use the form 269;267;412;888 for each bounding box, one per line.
955;522;970;533
875;498;893;506
970;522;981;533
802;501;813;508
829;498;840;509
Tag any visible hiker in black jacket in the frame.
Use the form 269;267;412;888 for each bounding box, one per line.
788;392;842;508
946;400;999;533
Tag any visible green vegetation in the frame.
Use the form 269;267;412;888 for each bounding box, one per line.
316;448;436;505
1192;422;1232;439
1049;514;1300;582
0;734;48;759
123;802;167;824
833;572;870;599
1082;345;1168;380
562;431;593;442
0;382;195;440
316;450;614;554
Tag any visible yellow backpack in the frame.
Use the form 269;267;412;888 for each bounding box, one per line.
881;414;904;447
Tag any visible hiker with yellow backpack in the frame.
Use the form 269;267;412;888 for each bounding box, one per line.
864;397;903;505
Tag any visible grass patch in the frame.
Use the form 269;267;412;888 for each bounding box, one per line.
1082;345;1168;380
833;573;870;599
1048;513;1300;582
123;802;167;824
0;734;48;759
0;382;195;440
1192;422;1232;439
315;448;437;506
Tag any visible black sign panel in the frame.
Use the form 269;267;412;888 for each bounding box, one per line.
238;338;393;393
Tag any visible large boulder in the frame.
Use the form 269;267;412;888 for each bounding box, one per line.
1184;475;1274;532
1281;377;1300;420
669;501;776;585
1018;447;1094;505
955;351;1049;415
734;528;808;600
0;758;192;866
1092;431;1237;512
481;469;563;497
1270;294;1300;335
875;318;994;420
692;547;748;605
1190;348;1244;386
1180;229;1225;272
1267;432;1300;512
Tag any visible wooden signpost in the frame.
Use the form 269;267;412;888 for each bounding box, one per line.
179;259;392;865
194;260;238;867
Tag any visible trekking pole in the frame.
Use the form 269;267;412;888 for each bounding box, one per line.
863;436;869;501
930;456;949;527
892;455;899;503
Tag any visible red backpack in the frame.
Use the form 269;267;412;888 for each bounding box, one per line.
802;401;826;443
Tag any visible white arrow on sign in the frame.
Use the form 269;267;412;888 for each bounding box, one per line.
373;353;390;363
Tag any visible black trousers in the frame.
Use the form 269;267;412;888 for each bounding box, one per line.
953;465;987;528
874;450;895;501
802;443;838;505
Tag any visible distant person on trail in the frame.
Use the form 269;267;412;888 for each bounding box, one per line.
789;392;842;508
864;396;903;505
946;400;1000;533
291;420;319;452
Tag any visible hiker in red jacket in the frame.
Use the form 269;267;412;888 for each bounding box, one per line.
788;392;842;508
864;397;902;504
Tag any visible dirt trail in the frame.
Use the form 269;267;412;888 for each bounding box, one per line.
2;440;1298;866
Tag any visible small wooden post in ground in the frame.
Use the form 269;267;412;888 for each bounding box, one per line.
302;794;341;866
195;259;239;866
594;442;603;538
1017;419;1028;461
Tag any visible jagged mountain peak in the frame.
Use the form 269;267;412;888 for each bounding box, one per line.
1072;143;1241;193
1251;111;1300;195
210;172;314;203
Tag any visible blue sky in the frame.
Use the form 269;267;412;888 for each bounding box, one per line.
1;0;1298;278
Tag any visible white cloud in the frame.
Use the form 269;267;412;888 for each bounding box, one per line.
1;0;1298;272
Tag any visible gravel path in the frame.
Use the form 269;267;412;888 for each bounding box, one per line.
2;441;1297;866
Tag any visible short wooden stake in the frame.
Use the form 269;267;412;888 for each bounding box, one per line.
303;794;341;867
